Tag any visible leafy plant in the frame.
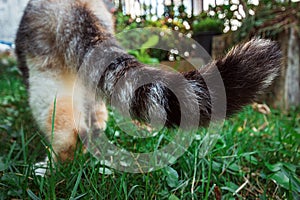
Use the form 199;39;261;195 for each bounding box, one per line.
234;1;300;41
114;5;193;61
127;35;160;64
264;162;300;197
192;17;224;34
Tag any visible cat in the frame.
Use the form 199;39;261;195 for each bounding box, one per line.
15;0;281;162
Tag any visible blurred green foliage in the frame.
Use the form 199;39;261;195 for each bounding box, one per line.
192;16;224;34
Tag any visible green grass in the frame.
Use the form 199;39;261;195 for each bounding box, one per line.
0;53;299;199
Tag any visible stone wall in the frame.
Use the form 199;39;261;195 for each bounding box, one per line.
284;28;300;109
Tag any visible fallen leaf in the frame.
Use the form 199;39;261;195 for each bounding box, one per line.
252;103;271;115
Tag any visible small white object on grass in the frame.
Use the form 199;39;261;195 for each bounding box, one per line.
233;177;249;196
98;167;113;175
33;161;48;177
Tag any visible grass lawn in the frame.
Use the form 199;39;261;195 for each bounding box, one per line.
0;53;299;199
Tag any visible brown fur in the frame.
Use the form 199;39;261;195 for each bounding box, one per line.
46;96;78;162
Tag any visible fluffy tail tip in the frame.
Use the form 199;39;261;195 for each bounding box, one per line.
220;38;282;90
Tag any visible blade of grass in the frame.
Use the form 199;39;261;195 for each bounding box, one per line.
70;167;83;199
21;126;27;164
27;188;41;200
6;141;17;163
191;145;198;200
73;193;87;200
51;96;57;147
204;156;212;200
48;97;57;200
